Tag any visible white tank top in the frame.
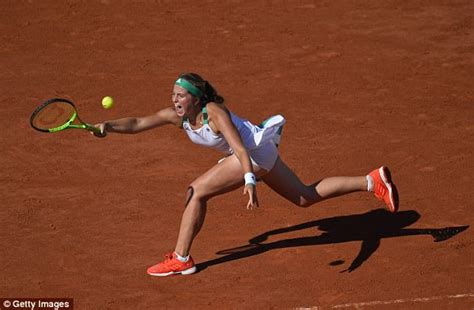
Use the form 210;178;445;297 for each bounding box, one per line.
182;107;285;155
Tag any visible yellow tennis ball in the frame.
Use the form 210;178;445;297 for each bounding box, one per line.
102;96;114;109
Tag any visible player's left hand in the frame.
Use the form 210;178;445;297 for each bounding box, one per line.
243;184;259;210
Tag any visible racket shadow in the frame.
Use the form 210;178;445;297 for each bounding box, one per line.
195;208;468;273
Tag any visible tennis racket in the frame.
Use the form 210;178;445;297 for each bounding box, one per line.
30;98;102;135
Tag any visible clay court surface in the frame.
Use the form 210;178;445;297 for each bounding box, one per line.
1;0;473;309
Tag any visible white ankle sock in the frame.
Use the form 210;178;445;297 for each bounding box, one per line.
366;175;374;192
175;252;189;262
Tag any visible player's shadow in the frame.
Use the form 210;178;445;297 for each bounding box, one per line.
196;209;468;273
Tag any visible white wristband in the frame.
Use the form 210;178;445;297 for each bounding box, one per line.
244;172;256;186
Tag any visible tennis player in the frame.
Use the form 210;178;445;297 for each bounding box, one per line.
94;73;399;277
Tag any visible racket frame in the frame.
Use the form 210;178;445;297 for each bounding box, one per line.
30;98;101;134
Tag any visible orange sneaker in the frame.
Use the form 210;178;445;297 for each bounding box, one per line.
147;252;197;277
369;166;399;213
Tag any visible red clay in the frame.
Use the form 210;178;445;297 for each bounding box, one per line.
1;1;473;309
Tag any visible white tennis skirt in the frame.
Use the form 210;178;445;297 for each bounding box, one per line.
249;141;279;172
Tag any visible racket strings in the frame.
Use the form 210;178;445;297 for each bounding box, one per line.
31;102;77;131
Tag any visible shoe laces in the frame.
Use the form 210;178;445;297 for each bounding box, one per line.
162;252;188;269
164;253;175;262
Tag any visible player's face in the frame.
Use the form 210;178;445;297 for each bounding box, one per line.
172;85;198;117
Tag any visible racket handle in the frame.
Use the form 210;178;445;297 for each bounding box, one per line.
85;124;105;137
85;124;103;134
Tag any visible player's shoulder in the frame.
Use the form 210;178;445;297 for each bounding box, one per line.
156;106;176;118
156;106;181;126
205;102;229;115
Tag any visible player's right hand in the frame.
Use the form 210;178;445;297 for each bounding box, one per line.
92;123;107;138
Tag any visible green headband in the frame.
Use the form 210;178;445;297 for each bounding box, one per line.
175;78;203;98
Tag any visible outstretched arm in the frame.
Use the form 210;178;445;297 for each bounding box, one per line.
97;106;181;135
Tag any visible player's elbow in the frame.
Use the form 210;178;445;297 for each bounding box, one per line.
130;118;146;133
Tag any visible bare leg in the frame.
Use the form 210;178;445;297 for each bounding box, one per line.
175;155;265;256
315;176;367;199
262;157;367;207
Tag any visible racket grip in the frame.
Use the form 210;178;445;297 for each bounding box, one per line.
85;124;104;135
88;125;101;133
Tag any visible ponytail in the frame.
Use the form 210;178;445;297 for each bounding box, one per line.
203;81;224;104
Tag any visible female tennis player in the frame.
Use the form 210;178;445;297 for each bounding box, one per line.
94;73;399;277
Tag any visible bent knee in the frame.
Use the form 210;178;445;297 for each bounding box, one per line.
293;187;321;208
186;183;209;204
184;186;194;208
295;197;313;208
